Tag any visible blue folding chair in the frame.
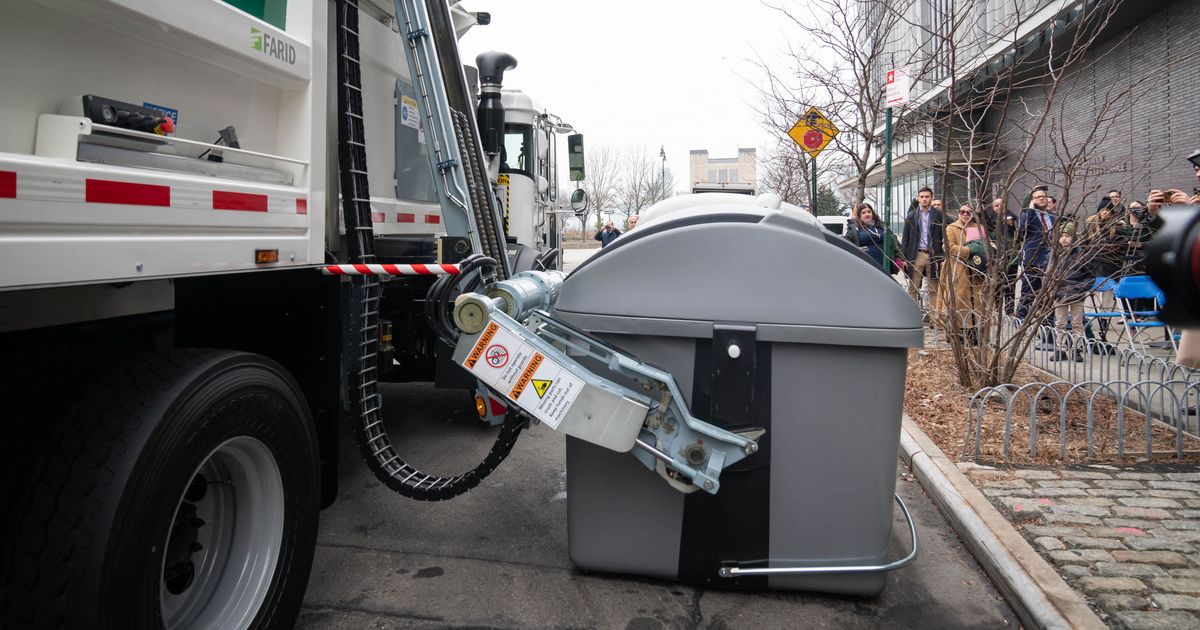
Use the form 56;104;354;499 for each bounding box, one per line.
1113;275;1175;352
1083;276;1119;343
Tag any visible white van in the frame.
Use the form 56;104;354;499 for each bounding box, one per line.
816;214;852;236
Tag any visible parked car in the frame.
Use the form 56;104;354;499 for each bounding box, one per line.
817;214;851;236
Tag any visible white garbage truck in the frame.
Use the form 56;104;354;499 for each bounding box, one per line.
0;0;923;625
0;0;779;626
0;0;575;626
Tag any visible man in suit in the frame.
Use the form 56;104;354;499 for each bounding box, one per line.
1016;185;1054;319
901;186;946;312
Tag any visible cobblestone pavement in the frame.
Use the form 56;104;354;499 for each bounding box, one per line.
963;463;1200;629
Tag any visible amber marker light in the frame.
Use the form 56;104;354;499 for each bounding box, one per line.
474;395;488;418
255;249;280;264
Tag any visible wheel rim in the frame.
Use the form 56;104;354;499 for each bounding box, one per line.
160;436;285;630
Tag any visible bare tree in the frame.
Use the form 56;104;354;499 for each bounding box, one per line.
759;139;811;207
614;146;673;222
892;0;1178;388
755;0;920;207
577;145;620;241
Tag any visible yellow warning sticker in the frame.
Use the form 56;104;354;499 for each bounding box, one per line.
461;317;583;431
464;322;500;369
513;354;583;430
509;353;544;399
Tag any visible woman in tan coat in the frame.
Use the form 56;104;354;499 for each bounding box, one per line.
940;204;989;344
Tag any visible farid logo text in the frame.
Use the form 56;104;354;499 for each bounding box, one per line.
250;27;296;64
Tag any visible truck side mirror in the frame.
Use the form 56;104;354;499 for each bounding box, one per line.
570;189;589;215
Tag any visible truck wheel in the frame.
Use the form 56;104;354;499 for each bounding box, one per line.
4;350;320;629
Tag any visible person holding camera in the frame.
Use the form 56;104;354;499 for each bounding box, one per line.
1085;196;1128;279
1149;151;1200;367
594;220;621;247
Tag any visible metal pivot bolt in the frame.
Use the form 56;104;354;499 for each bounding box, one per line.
452;294;491;334
135;261;144;272
682;443;708;466
727;344;741;359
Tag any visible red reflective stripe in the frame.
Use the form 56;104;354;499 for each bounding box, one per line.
488;396;507;416
325;265;346;275
353;264;372;274
213;190;268;212
0;171;14;198
411;264;431;275
370;212;385;223
396;212;416;223
381;264;401;274
296;198;308;214
425;214;440;224
441;264;460;274
86;179;170;207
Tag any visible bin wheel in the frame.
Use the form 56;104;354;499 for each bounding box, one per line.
3;349;320;629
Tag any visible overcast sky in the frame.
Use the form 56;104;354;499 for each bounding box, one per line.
457;0;798;191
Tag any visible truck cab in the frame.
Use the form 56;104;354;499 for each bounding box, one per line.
496;89;571;271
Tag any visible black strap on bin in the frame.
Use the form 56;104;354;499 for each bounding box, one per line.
677;325;772;588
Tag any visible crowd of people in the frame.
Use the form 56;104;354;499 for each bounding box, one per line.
844;173;1200;358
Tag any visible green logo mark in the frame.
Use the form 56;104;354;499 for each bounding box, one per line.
250;27;263;52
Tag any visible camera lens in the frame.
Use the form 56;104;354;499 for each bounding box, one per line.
1147;206;1200;326
99;104;117;124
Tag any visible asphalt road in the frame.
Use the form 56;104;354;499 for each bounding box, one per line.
298;381;1016;629
299;246;1015;628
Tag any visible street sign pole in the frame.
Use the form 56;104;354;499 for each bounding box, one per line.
811;156;817;215
883;107;893;275
883;67;909;276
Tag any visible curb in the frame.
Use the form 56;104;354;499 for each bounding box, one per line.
899;416;1106;630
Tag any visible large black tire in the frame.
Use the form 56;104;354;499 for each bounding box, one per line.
2;349;320;629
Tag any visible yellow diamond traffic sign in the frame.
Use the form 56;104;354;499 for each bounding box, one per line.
787;107;840;158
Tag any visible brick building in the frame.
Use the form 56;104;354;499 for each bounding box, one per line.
855;0;1199;217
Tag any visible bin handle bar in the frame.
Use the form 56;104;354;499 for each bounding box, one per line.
717;494;917;578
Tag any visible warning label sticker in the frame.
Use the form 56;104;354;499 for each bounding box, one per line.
400;95;419;129
464;322;499;369
462;321;583;430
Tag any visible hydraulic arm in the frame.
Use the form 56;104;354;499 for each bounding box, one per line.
450;271;764;494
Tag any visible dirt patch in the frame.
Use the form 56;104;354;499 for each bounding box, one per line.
905;347;1200;466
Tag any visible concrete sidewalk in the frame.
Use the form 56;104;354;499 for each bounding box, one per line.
968;462;1200;629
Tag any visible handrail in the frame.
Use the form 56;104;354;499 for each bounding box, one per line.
90;123;309;166
717;494;918;577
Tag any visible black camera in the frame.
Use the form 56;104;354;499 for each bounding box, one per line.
1147;205;1200;325
1146;150;1200;325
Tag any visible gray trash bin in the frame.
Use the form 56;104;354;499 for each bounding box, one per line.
553;196;923;595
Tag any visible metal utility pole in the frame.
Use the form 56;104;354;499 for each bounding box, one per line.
659;146;666;198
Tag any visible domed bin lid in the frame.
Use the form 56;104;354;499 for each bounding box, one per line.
555;194;923;348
